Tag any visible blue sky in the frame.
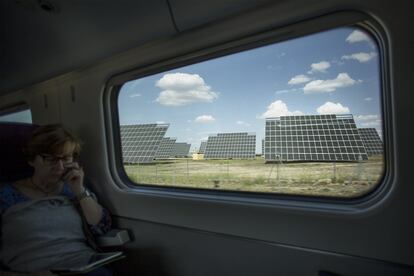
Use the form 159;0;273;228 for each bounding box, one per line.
118;27;382;153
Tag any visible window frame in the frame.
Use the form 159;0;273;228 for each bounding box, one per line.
0;102;32;123
104;10;393;211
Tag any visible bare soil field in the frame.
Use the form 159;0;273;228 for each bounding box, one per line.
124;155;384;198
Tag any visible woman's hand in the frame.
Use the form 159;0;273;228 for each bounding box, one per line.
62;162;105;225
62;162;85;196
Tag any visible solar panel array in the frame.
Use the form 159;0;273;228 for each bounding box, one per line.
155;137;177;159
120;124;169;163
262;139;265;155
173;143;191;157
204;132;256;159
265;114;368;162
199;141;207;154
358;128;383;155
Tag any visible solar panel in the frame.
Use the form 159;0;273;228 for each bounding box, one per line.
120;124;169;163
199;141;207;154
155;137;177;159
265;114;368;162
262;139;265;156
173;142;191;157
204;132;256;159
358;128;383;155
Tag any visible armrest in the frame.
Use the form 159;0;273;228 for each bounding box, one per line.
96;229;131;247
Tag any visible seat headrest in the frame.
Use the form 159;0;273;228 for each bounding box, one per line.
0;122;38;182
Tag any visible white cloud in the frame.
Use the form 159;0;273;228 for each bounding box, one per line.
346;30;370;43
365;97;372;101
195;115;215;123
355;114;381;127
129;93;141;98
332;59;345;66
342;52;377;63
288;74;311;85
275;88;298;94
236;121;251;127
308;61;330;74
317;102;350;115
123;79;142;91
259;100;303;118
303;73;360;94
155;73;218;106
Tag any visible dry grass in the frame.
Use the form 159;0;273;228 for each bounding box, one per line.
124;155;384;198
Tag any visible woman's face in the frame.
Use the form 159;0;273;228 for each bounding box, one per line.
29;142;75;183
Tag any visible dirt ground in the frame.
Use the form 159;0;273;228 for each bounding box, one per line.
124;155;384;198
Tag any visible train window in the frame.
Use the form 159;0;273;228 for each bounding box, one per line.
117;26;385;198
0;107;32;123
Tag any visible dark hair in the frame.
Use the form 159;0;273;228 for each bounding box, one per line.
24;124;81;161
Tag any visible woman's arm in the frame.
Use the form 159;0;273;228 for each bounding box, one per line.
76;192;104;225
63;164;104;225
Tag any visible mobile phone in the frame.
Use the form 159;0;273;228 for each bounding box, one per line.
61;165;74;180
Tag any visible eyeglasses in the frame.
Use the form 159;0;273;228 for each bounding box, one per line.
40;154;73;165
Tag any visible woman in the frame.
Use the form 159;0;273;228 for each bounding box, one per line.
0;125;111;275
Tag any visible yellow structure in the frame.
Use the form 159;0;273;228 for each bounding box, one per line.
192;153;204;160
